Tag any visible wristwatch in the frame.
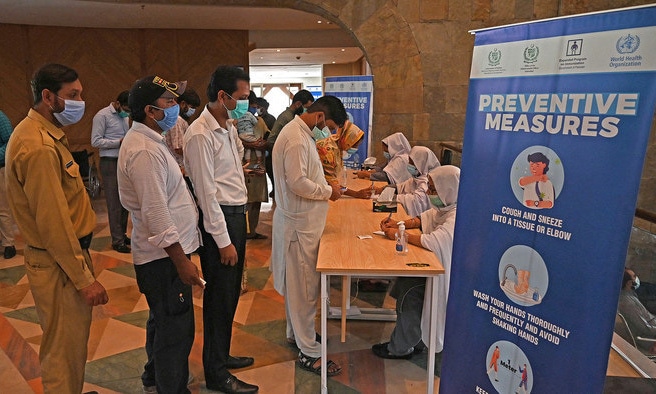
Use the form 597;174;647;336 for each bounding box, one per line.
534;201;539;207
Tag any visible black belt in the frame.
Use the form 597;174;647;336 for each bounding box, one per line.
220;204;247;214
100;157;119;161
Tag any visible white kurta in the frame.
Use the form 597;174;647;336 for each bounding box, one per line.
270;116;332;295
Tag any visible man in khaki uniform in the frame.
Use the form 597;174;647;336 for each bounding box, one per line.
6;63;109;393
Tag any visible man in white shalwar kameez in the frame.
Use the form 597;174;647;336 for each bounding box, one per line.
372;165;459;358
271;96;346;376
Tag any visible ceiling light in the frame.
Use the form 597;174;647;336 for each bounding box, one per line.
332;61;336;64
276;49;280;52
341;49;345;52
317;20;322;24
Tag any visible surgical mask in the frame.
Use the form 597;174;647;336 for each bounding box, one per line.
223;92;249;119
229;100;249;119
248;106;257;115
118;110;130;118
313;126;330;141
633;276;641;290
428;194;445;208
407;164;419;177
152;104;179;132
256;108;263;116
342;147;358;160
184;107;196;118
383;151;392;160
302;107;308;114
52;97;85;126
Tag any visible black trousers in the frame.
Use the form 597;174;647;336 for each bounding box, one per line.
135;257;194;394
198;205;246;384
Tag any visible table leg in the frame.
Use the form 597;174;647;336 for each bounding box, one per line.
427;276;438;393
321;273;328;393
341;276;348;342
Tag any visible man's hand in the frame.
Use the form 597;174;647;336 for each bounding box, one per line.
78;280;109;306
244;167;266;176
380;217;398;230
329;184;342;201
345;187;373;199
219;243;238;266
175;258;205;288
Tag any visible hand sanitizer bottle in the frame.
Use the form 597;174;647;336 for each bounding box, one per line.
395;221;408;255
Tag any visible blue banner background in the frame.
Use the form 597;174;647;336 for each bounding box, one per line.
441;7;656;394
325;76;373;168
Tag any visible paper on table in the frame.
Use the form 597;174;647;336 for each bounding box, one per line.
357;235;373;239
373;230;386;236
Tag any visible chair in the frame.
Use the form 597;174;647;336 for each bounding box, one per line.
615;312;656;361
70;150;100;199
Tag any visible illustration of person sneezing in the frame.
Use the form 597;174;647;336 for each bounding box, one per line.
519;152;554;209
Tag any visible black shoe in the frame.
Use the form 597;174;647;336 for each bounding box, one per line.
226;355;254;369
124;236;131;246
207;375;258;393
371;342;413;359
112;243;131;253
246;233;267;240
3;245;16;259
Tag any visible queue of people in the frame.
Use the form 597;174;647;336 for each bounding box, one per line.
3;60;463;394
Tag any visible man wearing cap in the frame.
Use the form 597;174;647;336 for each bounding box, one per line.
91;90;131;253
184;66;259;393
6;63;109;393
118;75;204;394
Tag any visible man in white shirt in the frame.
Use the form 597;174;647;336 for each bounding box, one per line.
91;90;131;253
184;66;258;394
118;75;204;394
271;95;345;377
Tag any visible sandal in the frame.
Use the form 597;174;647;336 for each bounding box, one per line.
297;352;342;376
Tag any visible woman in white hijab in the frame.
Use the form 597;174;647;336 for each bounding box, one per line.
379;146;440;217
356;132;412;185
371;165;459;358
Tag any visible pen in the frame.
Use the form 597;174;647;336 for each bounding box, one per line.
386;211;393;222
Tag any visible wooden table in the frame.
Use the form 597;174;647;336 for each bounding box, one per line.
317;175;444;393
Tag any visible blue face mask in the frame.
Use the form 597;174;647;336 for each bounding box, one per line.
342;147;359;160
53;97;85;126
407;164;419;177
223;92;249;119
428;194;445;208
248;106;257;115
152;104;179;132
313;126;330;141
184;107;196;118
383;151;392;160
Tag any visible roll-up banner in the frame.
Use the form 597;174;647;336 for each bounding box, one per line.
325;76;374;168
441;5;656;393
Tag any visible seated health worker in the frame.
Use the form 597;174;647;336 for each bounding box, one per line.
376;146;440;217
371;165;459;358
356;132;412;185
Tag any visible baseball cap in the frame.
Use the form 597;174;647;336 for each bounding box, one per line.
128;75;187;114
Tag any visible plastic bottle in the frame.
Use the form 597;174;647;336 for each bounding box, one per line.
395;221;408;255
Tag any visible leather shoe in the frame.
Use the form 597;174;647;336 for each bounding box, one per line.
124;235;131;245
112;243;131;253
371;342;413;359
207;375;258;393
226;355;254;369
3;245;16;259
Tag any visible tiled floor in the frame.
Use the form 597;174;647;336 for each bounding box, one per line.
0;193;439;394
0;193;647;393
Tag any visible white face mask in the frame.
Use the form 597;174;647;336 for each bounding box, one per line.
52;97;85;126
633;276;641;290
